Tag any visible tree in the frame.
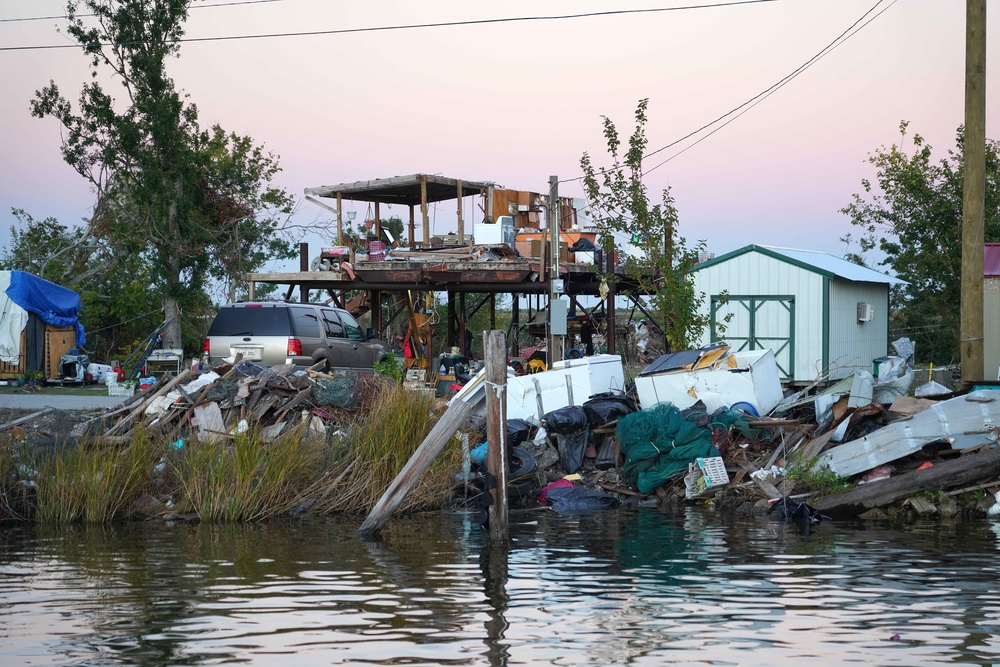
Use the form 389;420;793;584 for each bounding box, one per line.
580;99;708;353
30;0;296;351
841;122;1000;364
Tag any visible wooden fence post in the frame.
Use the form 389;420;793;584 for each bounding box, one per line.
484;330;509;544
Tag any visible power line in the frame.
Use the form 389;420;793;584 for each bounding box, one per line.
565;0;896;184
641;0;896;176
0;0;281;24
0;0;778;51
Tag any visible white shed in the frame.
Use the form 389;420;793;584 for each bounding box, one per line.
690;245;905;383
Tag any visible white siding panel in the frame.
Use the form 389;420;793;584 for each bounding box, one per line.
693;250;825;382
827;280;890;379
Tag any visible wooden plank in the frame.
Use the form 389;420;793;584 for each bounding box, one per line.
358;391;482;540
815;391;1000;477
45;326;76;380
105;370;192;436
0;407;54;431
796;428;837;462
274;387;313;419
816;445;1000;518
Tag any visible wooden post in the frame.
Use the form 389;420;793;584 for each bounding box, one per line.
459;292;467;355
457;179;465;245
511;296;520;357
374;200;382;244
408;205;415;248
606;249;617;355
337;193;343;245
358;391;482;540
961;0;986;385
299;242;309;303
484;330;509;544
420;176;430;247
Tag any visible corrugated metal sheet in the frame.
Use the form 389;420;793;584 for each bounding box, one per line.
985;243;1000;278
761;246;905;285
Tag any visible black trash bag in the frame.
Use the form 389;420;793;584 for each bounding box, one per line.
594;434;617;470
544;406;589;434
506;419;535;448
582;391;637;427
769;496;831;533
555;429;589;474
544;484;619;512
569;237;597;252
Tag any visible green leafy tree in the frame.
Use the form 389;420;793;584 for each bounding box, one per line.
580;99;708;353
30;0;296;351
841;122;1000;364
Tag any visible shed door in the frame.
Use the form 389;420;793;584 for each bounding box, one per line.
710;295;794;380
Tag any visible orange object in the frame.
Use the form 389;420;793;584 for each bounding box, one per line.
916;462;933;471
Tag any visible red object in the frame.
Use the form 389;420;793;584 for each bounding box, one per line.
916;462;934;471
113;364;124;382
203;338;210;354
286;338;302;356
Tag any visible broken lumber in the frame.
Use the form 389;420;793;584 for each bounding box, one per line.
358;390;484;540
816;445;1000;518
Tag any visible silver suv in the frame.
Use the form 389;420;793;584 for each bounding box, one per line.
205;302;391;371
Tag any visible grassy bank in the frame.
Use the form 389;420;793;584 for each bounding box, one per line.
0;381;463;524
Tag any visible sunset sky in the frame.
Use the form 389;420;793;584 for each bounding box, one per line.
1;0;997;272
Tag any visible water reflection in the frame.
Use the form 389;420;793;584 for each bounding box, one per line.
1;510;999;666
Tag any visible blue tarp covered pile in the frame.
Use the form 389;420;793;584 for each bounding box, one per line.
0;271;85;370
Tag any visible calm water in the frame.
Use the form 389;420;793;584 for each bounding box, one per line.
2;509;1000;666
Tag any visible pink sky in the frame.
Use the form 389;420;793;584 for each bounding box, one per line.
1;0;998;272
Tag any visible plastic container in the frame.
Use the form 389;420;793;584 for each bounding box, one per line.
684;456;730;499
108;383;134;397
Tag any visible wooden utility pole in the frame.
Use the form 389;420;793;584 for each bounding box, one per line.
961;0;987;385
484;330;509;544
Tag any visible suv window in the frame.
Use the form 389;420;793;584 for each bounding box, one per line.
340;311;365;341
321;309;346;338
289;306;322;338
208;306;290;336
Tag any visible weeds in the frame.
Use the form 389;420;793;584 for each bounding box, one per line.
312;381;463;514
786;456;853;497
170;424;330;522
33;432;160;524
1;383;465;524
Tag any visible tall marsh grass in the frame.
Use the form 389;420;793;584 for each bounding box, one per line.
171;424;331;522
313;380;464;514
33;431;159;524
0;381;467;524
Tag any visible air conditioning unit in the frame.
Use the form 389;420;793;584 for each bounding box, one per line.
857;302;874;323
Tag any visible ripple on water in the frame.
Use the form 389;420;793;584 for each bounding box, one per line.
1;513;1000;665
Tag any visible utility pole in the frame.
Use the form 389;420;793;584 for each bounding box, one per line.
548;175;565;365
961;0;986;386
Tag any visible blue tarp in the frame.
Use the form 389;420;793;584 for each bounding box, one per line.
5;271;86;346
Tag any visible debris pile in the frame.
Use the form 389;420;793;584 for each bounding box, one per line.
77;360;378;444
465;337;1000;522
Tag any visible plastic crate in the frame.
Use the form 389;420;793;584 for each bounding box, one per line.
684;456;730;499
108;383;135;397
